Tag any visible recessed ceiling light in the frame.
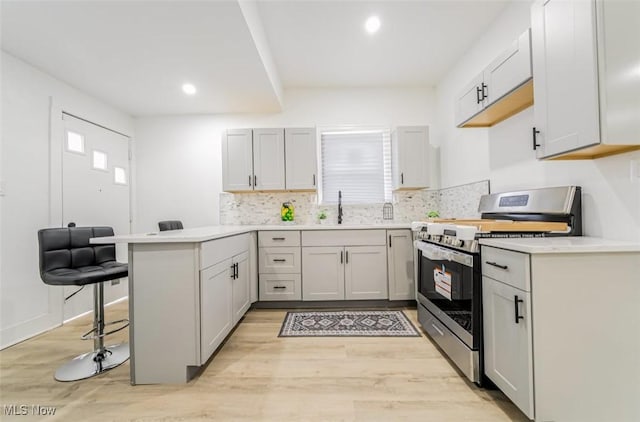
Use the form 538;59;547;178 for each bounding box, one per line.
365;16;381;34
182;83;197;95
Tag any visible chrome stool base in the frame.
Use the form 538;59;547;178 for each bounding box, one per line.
54;343;129;382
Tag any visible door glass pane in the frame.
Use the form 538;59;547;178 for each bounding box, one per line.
92;150;108;171
66;131;85;154
114;167;127;185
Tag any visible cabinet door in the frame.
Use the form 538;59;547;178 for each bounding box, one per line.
253;128;285;190
232;251;250;325
302;247;344;301
285;128;317;190
200;259;233;364
222;129;254;192
483;276;534;419
392;126;430;190
531;0;600;159
483;29;532;106
345;246;388;300
455;73;485;126
387;230;414;300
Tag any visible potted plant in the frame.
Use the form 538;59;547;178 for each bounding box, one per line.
317;210;328;224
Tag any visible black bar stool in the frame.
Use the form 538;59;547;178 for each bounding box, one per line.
37;226;129;381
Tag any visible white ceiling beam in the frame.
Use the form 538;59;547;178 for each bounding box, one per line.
237;0;284;109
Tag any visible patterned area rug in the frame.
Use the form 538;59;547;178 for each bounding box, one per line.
278;310;420;337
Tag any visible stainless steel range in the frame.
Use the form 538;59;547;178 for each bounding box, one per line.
412;186;582;385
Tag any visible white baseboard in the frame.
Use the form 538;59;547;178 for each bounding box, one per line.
63;295;129;324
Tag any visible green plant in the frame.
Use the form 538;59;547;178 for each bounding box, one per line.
317;210;327;220
427;210;440;218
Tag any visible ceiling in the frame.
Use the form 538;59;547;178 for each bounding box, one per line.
257;0;510;88
1;0;511;116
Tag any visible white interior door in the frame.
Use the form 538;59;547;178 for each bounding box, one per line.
62;113;131;320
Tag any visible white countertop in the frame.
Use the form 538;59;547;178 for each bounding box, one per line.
90;223;412;244
479;236;640;254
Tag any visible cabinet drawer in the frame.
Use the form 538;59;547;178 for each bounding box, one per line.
302;230;386;246
258;231;300;247
259;274;301;301
258;247;301;274
200;233;249;270
481;246;530;291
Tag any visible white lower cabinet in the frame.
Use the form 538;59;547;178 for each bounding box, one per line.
258;231;302;301
199;235;250;365
482;276;533;419
302;243;387;301
302;246;345;301
200;259;233;364
481;244;640;421
344;246;387;300
387;229;415;300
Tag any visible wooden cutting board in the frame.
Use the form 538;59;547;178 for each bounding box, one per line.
430;219;569;233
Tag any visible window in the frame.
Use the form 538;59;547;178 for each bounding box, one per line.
320;129;392;204
66;131;85;154
114;167;127;185
92;150;108;171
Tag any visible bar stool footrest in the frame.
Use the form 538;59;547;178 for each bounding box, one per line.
81;319;129;341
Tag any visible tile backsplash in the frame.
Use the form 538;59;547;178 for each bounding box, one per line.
219;180;490;225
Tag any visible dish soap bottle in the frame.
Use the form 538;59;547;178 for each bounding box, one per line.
281;202;294;222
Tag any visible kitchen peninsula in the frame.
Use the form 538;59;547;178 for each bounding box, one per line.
91;223;413;384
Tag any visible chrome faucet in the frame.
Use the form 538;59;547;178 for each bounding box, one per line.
338;190;343;224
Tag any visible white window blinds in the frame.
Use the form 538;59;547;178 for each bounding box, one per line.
320;129;392;204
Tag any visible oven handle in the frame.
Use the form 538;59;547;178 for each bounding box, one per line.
414;241;473;268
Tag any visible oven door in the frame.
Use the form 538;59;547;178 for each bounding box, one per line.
415;241;476;348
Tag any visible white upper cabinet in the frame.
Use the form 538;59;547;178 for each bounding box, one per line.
455;73;486;126
222;128;285;192
222;129;253;192
531;0;640;159
392;126;430;190
252;128;285;190
483;29;532;107
285;128;317;190
455;29;534;128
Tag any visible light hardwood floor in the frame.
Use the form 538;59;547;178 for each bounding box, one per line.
0;301;528;421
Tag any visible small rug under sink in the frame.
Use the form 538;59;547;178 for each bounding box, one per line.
278;310;420;337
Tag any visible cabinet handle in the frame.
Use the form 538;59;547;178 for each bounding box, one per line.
340;250;343;264
313;174;316;186
345;250;349;264
273;286;287;289
481;83;488;101
249;175;252;186
273;259;286;262
254;175;257;186
532;127;541;150
272;237;285;241
235;262;238;279
389;235;392;248
401;173;404;185
476;86;483;104
230;263;236;279
514;295;524;324
486;261;508;270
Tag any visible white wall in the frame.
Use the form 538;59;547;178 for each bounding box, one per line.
134;87;436;232
0;52;134;349
434;1;640;241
